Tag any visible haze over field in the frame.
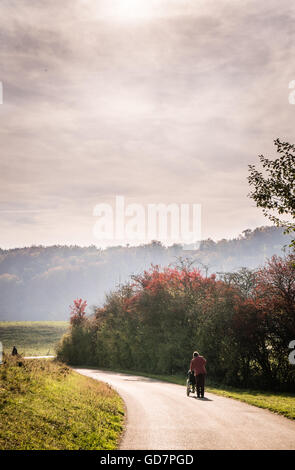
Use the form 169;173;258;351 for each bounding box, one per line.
0;0;294;248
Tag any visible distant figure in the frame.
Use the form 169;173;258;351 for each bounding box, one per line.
190;351;207;398
12;346;18;356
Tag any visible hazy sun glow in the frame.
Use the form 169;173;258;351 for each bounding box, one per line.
98;0;157;21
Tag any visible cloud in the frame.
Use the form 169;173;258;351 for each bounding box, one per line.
0;0;294;247
0;273;20;283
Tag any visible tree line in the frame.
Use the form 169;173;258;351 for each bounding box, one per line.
57;253;295;391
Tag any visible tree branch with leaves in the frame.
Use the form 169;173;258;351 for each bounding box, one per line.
248;138;295;248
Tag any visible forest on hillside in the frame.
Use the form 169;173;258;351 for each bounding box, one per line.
0;226;292;321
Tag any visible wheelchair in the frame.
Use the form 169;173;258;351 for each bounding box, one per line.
186;370;196;396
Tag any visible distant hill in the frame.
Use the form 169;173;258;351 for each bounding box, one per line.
0;226;292;321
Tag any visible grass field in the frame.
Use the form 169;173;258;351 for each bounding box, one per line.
0;356;124;450
94;368;295;421
0;321;68;356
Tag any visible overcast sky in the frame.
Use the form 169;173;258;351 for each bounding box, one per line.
0;0;294;248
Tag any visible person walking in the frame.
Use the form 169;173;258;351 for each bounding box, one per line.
190;351;207;398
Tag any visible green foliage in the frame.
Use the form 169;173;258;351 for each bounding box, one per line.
248;139;295;247
0;355;124;450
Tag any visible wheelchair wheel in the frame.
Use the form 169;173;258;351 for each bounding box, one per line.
186;379;190;396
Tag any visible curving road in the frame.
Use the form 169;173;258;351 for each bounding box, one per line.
74;368;295;450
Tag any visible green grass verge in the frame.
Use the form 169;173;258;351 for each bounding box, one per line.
0;356;124;450
87;366;295;421
0;321;69;356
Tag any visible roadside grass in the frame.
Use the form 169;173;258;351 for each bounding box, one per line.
86;367;295;420
0;356;124;450
0;321;68;356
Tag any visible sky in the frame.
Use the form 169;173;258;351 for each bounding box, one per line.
0;0;294;248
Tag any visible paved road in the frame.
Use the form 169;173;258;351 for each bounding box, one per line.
74;368;295;450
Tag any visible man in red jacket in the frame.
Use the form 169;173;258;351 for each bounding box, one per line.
190;351;207;398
